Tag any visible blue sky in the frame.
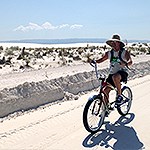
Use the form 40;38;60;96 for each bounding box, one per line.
0;0;150;41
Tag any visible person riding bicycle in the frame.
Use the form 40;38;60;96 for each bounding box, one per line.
89;34;133;106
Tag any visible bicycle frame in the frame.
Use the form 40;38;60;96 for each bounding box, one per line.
90;62;116;103
83;62;133;133
90;62;131;109
90;62;132;103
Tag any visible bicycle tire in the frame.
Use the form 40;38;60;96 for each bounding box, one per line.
117;86;133;116
83;96;106;133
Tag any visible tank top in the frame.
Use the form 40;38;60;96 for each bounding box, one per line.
108;49;128;74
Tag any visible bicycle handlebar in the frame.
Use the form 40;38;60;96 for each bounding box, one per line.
90;61;105;80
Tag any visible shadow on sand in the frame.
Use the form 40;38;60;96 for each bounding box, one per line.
82;113;144;150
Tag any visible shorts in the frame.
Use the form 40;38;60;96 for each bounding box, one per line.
106;70;128;87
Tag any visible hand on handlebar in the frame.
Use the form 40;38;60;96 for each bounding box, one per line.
87;57;96;64
119;61;127;67
91;59;96;64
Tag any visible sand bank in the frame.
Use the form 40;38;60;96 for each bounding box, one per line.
0;60;150;118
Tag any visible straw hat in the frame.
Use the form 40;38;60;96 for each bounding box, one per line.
106;34;125;48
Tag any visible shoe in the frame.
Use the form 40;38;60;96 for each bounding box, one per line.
115;95;123;105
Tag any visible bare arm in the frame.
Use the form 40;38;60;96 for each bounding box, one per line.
120;50;133;67
96;52;109;63
125;50;133;66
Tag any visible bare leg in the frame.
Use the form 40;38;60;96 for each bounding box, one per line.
103;86;112;104
112;73;122;95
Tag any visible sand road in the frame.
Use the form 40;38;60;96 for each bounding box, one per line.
0;75;150;150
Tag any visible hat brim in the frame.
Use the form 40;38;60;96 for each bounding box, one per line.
106;39;125;48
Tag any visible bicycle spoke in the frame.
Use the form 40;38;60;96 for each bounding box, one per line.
83;98;106;133
117;86;132;116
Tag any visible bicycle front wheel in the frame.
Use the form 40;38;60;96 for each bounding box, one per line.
83;97;106;133
117;86;133;116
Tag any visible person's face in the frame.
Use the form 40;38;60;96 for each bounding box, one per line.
113;41;120;51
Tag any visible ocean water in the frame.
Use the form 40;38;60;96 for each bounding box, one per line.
1;38;106;44
1;38;150;44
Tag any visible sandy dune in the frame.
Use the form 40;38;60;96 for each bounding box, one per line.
0;43;150;149
0;75;149;150
0;55;150;90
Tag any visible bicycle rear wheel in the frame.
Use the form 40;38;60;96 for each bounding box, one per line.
117;86;133;116
83;97;106;133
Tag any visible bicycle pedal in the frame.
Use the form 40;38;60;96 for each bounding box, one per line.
108;106;114;111
105;111;110;117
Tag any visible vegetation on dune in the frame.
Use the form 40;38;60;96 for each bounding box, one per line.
0;43;149;70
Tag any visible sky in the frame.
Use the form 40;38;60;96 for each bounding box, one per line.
0;0;150;41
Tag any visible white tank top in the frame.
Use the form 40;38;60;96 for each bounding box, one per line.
108;49;128;74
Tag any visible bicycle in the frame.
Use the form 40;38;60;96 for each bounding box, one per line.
83;62;133;133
